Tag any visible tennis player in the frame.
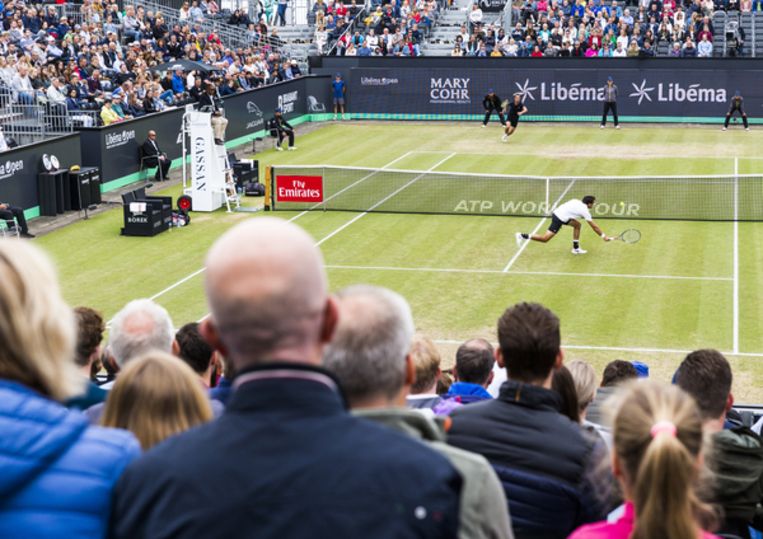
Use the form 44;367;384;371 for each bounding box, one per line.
723;90;749;131
515;195;613;254
501;93;527;143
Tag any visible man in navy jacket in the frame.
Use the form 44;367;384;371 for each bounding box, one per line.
447;302;609;539
110;217;462;539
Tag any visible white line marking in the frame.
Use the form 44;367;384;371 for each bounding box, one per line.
733;156;740;354
314;153;457;247
502;179;576;272
324;264;731;282
431;339;763;358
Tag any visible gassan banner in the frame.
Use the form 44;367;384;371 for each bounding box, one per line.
348;66;763;118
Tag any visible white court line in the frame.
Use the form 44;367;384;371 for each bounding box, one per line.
733;156;740;354
502;179;576;272
313;153;457;247
111;149;422;325
324;264;731;282
431;339;763;358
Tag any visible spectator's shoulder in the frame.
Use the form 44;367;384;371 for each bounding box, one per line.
78;425;142;479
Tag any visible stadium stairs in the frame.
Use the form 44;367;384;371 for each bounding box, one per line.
421;0;472;55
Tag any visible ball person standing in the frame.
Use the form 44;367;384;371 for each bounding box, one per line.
600;76;620;129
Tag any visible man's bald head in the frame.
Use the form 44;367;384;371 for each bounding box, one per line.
203;218;334;369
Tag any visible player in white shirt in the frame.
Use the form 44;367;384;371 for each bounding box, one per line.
515;195;613;254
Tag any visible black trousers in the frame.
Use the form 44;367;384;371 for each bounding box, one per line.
601;101;618;126
0;205;28;234
725;108;748;128
145;156;171;180
483;108;506;126
278;129;295;147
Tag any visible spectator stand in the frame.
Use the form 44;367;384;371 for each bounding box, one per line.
415;0;761;56
421;0;475;55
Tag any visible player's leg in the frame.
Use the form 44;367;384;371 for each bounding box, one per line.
612;102;619;128
723;112;732;130
483;108;492;127
570;219;586;254
333;99;339;120
742;111;749;130
499;111;506;127
601;103;609;128
517;214;561;245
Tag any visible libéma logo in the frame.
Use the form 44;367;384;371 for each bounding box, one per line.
629;79;726;105
514;79;603;102
105;129;136;150
360;77;399;86
430;78;470;104
0;159;23;180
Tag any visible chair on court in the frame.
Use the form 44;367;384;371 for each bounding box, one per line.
0;216;20;238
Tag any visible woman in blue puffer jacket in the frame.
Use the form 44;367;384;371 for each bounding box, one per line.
0;240;141;539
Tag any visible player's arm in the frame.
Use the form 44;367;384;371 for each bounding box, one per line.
587;219;613;241
519;105;528;116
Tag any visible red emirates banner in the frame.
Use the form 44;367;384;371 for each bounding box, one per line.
276;175;324;203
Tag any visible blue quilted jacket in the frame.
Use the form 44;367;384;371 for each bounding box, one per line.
0;379;140;539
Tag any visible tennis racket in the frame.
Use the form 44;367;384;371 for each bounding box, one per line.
501;99;509;111
614;229;641;244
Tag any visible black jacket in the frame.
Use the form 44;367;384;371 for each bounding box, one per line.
483;94;502;110
448;379;608;539
199;92;222;114
141;139;163;162
272;114;293;133
110;363;462;539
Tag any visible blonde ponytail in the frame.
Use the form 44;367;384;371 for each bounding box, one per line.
612;381;714;539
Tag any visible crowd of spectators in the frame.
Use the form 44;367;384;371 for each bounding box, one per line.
2;218;763;538
455;0;745;57
0;0;301;127
313;0;439;55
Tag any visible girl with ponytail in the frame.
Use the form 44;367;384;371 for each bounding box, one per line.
569;381;719;539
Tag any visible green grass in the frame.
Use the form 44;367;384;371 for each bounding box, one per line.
32;121;763;401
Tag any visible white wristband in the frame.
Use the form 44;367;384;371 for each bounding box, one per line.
601;232;607;238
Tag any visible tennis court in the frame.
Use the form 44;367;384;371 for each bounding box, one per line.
35;122;763;399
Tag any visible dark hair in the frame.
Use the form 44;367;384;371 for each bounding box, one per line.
551;366;580;423
74;306;105;367
455;338;494;385
601;359;638;387
582;195;596;205
497;302;560;383
174;322;214;375
674;349;732;420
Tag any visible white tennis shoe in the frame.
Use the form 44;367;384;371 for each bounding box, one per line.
571;248;587;255
502;134;509;142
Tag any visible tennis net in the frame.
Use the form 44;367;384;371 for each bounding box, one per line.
266;165;763;221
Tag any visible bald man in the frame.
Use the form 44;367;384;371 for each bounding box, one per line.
141;130;170;181
110;218;463;539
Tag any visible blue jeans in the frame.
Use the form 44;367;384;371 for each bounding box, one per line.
277;3;287;25
159;90;174;104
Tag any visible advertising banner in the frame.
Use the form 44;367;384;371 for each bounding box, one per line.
275;174;324;203
0;133;80;211
80;108;185;184
347;66;763;119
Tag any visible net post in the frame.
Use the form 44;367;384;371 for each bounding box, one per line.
264;166;274;211
545;177;550;214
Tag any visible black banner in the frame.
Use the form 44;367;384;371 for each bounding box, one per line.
79;108;185;185
348;66;763;118
0;133;80;211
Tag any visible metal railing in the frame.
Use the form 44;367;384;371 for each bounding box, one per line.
0;97;98;147
125;0;306;63
326;7;367;55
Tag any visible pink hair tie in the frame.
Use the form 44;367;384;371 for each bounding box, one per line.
650;421;677;439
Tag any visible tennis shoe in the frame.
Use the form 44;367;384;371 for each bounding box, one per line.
502;134;508;142
276;146;284;151
722;127;728;131
600;125;605;129
746;127;750;131
515;233;524;247
481;124;487;128
288;146;297;151
571;248;587;255
616;125;621;129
